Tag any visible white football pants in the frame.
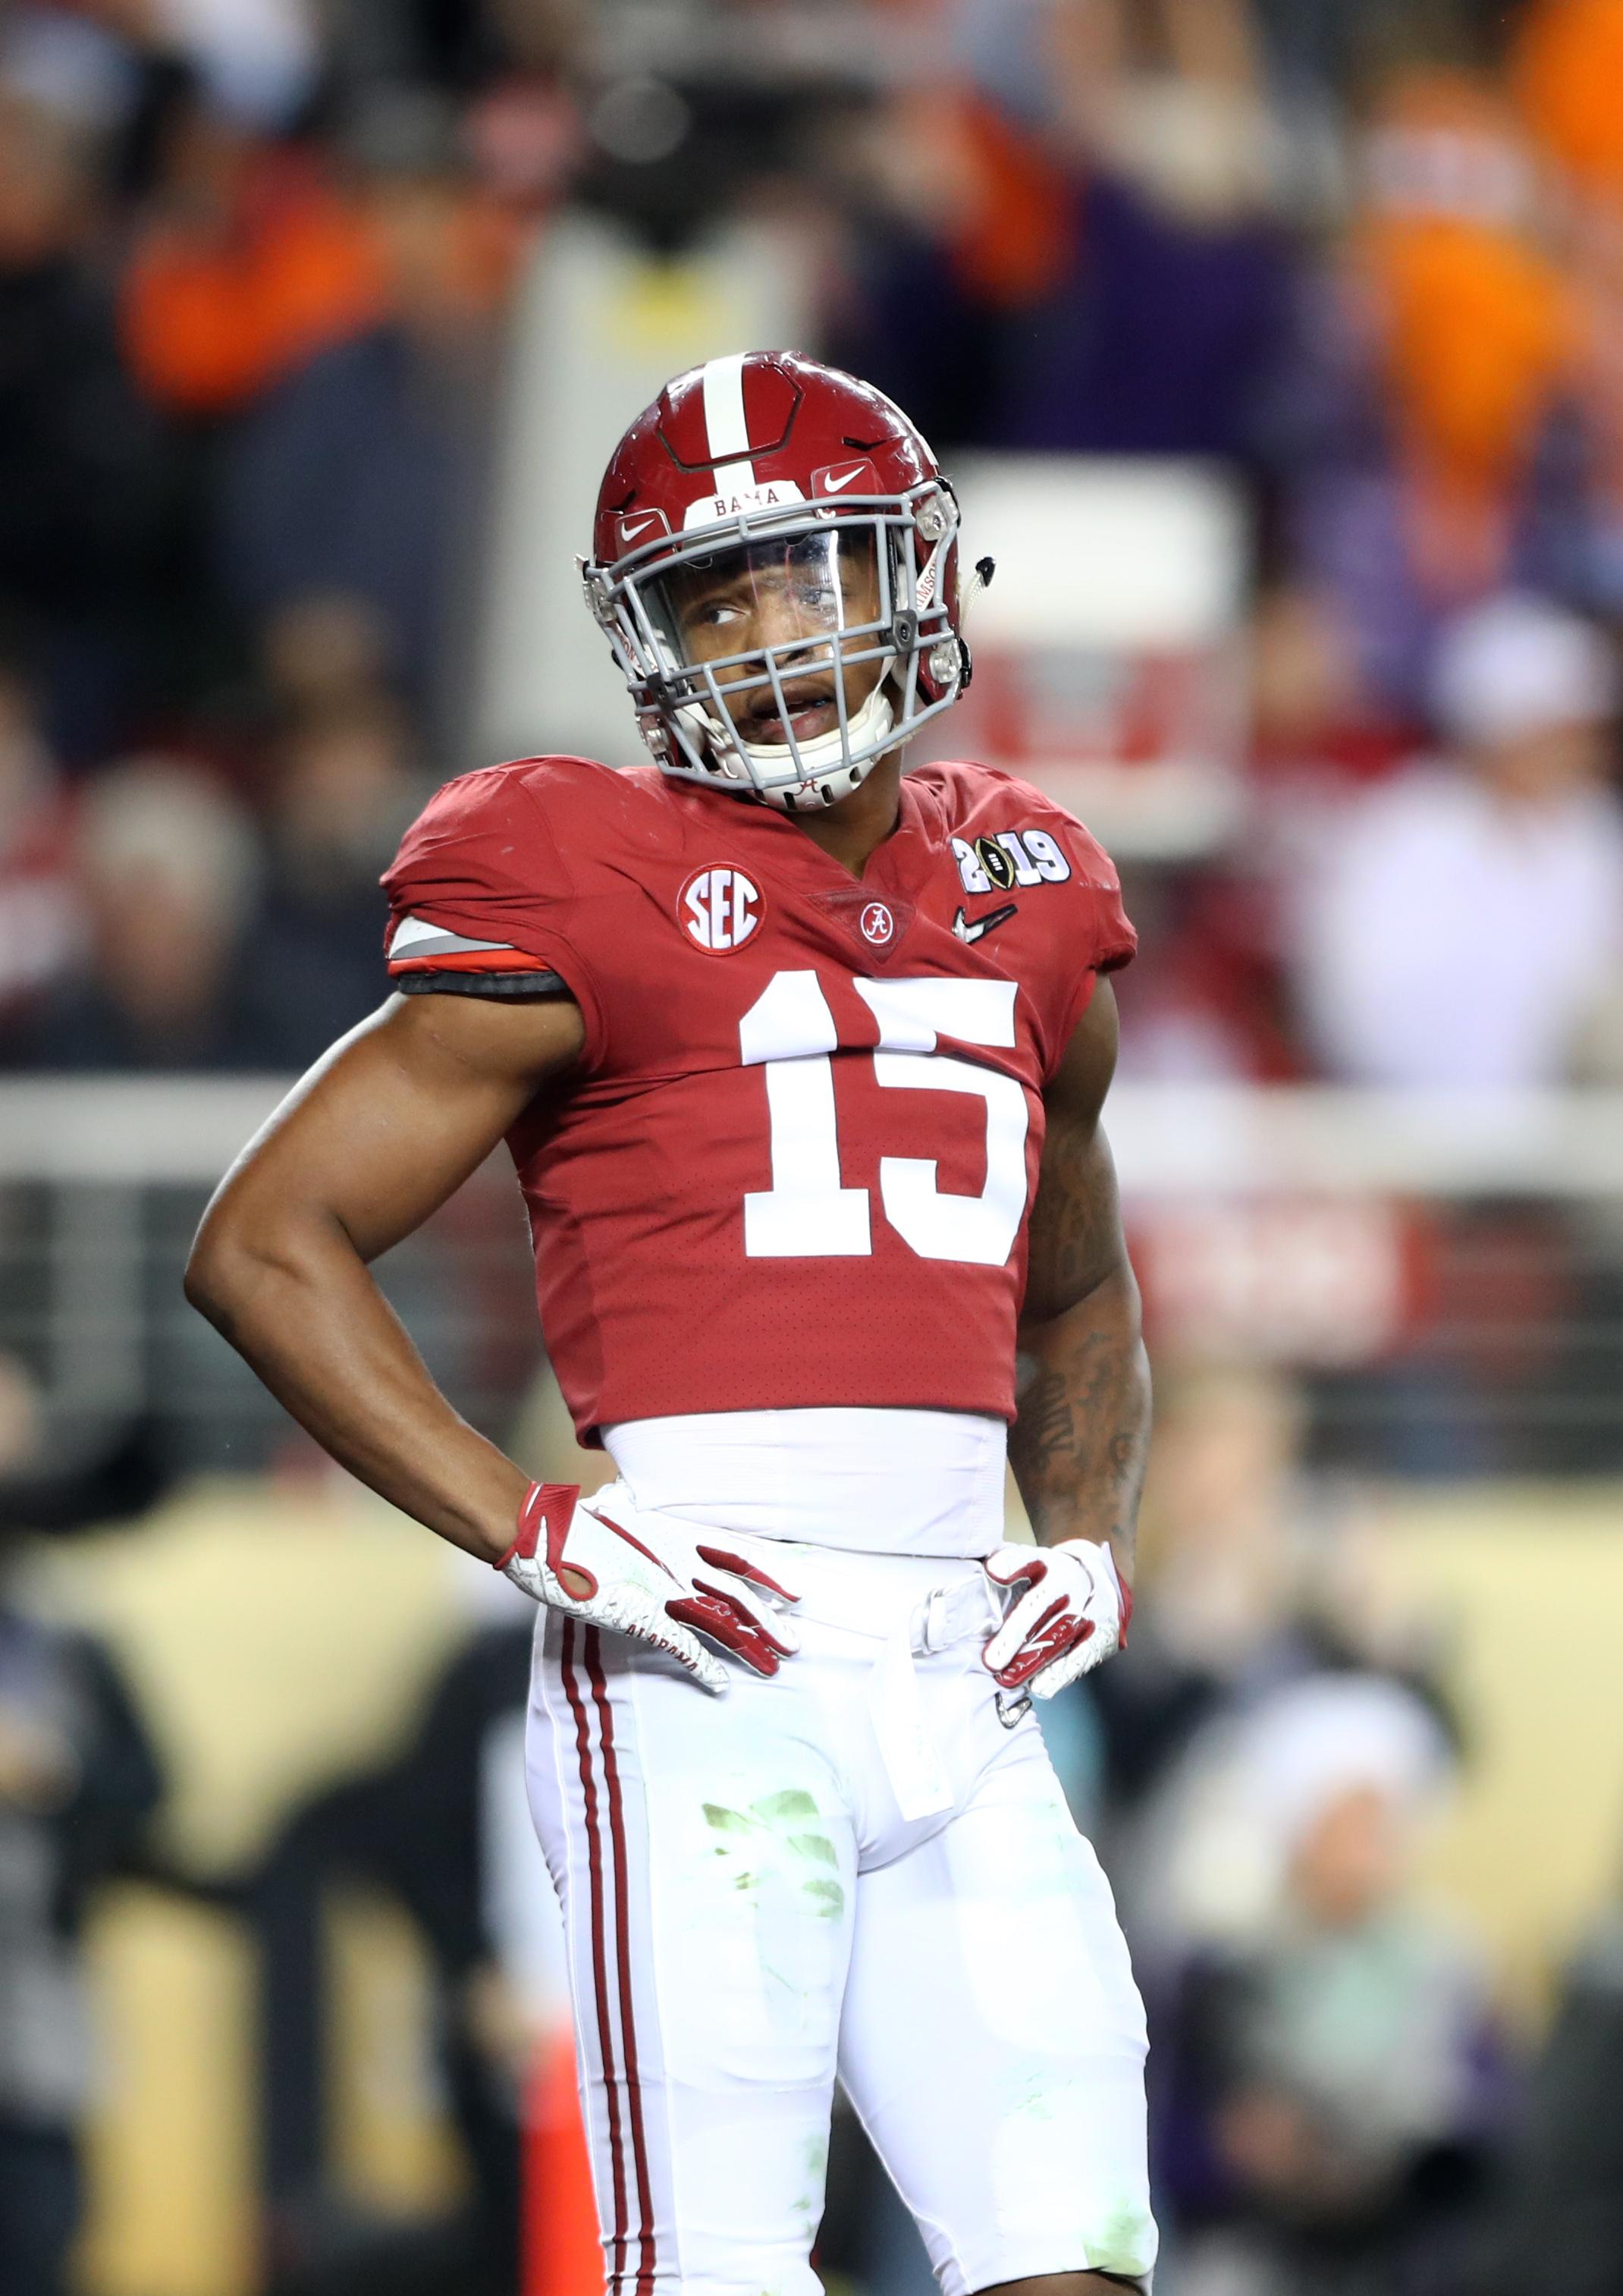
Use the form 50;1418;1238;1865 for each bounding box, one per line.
526;1539;1158;2296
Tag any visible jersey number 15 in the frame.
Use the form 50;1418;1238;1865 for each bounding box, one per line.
739;971;1028;1268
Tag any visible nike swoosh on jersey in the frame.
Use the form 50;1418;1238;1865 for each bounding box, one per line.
952;903;1018;945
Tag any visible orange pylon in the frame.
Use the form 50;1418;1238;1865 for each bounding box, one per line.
523;2027;603;2296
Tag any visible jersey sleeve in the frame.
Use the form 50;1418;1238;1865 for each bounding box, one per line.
380;762;607;1059
1069;821;1136;973
1049;812;1137;1066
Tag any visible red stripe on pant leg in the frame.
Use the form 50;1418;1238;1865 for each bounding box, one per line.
560;1619;629;2286
584;1629;658;2296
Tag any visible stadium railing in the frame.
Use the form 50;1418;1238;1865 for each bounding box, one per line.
2;1077;1621;1473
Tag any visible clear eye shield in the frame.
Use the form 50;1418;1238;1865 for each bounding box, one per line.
586;485;964;812
648;529;888;755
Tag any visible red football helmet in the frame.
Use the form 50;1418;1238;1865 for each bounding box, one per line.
582;350;971;810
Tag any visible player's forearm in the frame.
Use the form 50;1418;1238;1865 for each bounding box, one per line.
1010;1262;1150;1572
184;1216;526;1563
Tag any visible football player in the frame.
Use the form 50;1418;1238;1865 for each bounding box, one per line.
187;352;1158;2294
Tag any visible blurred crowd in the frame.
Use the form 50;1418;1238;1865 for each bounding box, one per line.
2;0;1623;1082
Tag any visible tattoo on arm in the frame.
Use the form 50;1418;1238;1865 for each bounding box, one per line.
1022;1103;1119;1317
1011;1111;1151;1563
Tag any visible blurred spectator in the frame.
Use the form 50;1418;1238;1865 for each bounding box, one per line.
0;1610;162;2296
463;66;581;217
0;5;144;137
832;0;1294;459
121;117;386;420
1;756;268;1069
1114;583;1415;1083
0;1361;163;2296
1113;861;1301;1082
257;588;396;721
1247;583;1412;792
1156;1674;1501;2296
1097;1364;1459;1955
1097;1365;1336;1823
215;99;518;726
0;93;168;762
1292;68;1577;708
1514;2;1623;618
1357;72;1570;598
254;1620;534;2296
1472;1904;1623;2295
1045;0;1289;233
240;697;422;1066
142;0;319;133
0;667;80;1028
1292;592;1623;1088
5;0;318;137
1515;0;1623;199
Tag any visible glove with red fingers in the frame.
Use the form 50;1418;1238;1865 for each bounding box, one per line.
495;1480;800;1693
982;1538;1132;1725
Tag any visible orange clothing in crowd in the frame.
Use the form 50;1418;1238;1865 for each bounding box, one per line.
1362;216;1573;491
121;155;387;417
1516;0;1623;191
1355;71;1576;589
942;93;1075;309
874;86;1076;311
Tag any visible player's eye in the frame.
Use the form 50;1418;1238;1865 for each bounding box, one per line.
686;598;746;631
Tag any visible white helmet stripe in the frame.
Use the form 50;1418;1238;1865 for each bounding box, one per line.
701;351;755;495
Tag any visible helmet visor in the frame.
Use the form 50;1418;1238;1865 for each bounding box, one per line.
644;527;887;750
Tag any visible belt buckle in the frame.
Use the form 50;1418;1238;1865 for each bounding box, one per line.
915;1584;952;1654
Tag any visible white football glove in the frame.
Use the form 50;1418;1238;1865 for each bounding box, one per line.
495;1481;800;1693
982;1539;1132;1723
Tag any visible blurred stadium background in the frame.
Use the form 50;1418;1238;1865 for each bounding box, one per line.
4;2;1623;2294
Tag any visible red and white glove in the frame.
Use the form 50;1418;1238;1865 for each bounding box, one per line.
982;1539;1132;1723
495;1480;800;1693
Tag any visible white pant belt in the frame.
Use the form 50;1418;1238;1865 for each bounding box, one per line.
874;1575;1001;1825
907;1573;1000;1656
651;1519;1004;1825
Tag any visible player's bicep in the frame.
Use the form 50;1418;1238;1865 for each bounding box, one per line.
197;990;584;1266
1048;974;1119;1125
1023;980;1128;1324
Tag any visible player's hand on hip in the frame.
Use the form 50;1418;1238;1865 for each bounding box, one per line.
495;1481;800;1692
981;1538;1132;1721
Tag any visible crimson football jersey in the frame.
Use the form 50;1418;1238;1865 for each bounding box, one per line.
381;757;1134;1440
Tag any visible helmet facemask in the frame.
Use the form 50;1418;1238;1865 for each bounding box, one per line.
587;486;965;810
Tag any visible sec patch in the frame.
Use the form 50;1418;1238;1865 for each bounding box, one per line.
680;865;763;953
